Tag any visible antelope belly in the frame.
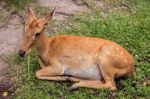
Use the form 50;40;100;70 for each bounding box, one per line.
63;65;102;80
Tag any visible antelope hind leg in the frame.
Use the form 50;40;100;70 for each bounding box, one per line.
69;80;116;91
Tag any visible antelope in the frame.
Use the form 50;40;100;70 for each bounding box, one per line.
18;7;135;91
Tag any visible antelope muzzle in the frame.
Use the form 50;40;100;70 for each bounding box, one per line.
18;49;26;57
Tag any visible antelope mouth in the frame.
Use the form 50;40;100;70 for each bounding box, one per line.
18;49;26;57
18;41;34;57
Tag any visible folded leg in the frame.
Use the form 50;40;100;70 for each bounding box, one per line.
69;80;116;91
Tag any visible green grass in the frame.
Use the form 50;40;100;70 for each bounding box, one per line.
6;0;33;10
11;0;150;98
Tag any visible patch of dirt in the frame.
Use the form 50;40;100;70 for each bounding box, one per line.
0;2;23;98
0;14;23;74
0;75;14;99
0;15;23;55
37;0;88;20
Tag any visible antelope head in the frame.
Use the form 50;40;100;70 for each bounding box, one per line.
18;7;54;57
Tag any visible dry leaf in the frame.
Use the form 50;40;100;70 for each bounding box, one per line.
3;91;8;97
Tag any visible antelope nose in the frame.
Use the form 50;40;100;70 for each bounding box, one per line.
18;49;26;57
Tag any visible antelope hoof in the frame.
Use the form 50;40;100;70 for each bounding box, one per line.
69;85;78;91
110;86;117;91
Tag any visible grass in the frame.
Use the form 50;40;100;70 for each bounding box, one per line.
5;0;33;10
10;0;150;98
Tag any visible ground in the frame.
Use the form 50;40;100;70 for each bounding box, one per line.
0;0;149;98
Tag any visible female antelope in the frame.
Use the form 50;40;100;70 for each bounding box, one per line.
19;7;134;90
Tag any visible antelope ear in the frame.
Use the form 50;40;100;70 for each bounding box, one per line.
43;8;55;23
27;7;36;21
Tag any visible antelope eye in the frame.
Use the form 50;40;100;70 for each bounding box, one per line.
35;32;40;36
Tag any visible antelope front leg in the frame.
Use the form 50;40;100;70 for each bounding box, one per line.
36;66;66;81
36;66;84;82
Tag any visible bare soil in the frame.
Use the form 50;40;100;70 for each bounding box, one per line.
37;0;88;20
0;4;23;97
0;14;23;74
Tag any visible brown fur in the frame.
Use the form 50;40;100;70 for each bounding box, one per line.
19;7;135;90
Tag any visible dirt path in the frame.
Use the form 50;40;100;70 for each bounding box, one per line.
0;14;23;75
37;0;88;20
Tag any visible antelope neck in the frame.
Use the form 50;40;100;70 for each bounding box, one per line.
34;29;48;56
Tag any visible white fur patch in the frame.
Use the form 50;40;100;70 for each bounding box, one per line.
63;64;102;80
